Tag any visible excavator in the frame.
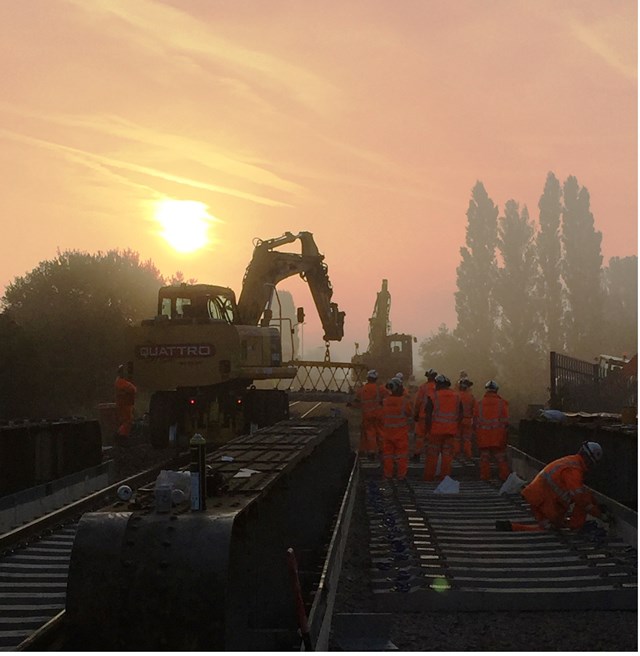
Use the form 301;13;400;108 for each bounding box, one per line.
131;231;345;447
351;278;415;384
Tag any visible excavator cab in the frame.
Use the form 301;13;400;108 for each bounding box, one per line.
153;284;237;323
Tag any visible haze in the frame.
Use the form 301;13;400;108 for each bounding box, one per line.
0;0;636;360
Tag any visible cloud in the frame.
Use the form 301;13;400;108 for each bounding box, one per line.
0;128;292;207
63;0;341;113
570;20;636;80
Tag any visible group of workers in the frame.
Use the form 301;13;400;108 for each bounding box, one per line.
354;368;605;533
355;367;510;483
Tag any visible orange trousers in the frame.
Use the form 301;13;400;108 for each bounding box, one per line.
359;415;381;455
479;447;510;481
382;432;409;480
424;433;454;481
512;496;589;532
116;404;134;437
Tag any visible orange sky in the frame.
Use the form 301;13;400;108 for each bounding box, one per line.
0;0;636;361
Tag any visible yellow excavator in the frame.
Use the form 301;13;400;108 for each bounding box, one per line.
130;231;345;447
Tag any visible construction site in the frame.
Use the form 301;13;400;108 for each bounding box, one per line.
0;231;636;652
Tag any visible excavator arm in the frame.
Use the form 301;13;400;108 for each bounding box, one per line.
236;231;345;342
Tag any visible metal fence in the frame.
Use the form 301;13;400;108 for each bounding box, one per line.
550;351;636;413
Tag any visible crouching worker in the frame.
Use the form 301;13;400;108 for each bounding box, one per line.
496;441;605;532
381;377;413;480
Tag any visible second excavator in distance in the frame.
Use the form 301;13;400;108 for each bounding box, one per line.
130;231;345;447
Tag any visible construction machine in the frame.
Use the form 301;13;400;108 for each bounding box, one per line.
351;278;415;383
131;231;345;447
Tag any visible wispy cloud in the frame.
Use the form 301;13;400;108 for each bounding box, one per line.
571;21;636;80
0;128;292;207
63;0;341;113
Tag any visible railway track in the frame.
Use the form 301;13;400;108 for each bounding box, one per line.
1;401;636;651
362;457;636;611
0;400;336;651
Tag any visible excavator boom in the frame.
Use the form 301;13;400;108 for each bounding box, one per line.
237;231;345;342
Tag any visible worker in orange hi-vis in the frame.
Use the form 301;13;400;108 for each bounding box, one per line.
496;442;607;533
353;370;385;460
474;380;510;481
115;364;137;438
456;378;477;458
381;377;413;480
412;369;437;462
423;375;462;481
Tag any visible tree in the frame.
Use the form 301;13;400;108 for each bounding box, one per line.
602;255;637;357
494;200;546;416
561;176;605;359
536;172;565;352
454;181;499;378
0;249;165;418
418;324;468;381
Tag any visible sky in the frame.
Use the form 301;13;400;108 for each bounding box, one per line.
0;0;636;362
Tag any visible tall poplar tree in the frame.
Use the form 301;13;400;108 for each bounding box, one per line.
602;255;637;357
561;176;604;359
536;172;564;352
494;201;545;411
455;181;499;379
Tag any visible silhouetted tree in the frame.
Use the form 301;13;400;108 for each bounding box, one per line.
536;172;565;352
602;255;637;357
494;201;545;416
454;181;499;378
561;176;605;359
0;249;165;418
418;324;468;381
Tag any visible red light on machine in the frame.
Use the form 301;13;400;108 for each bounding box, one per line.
236;397;243;406
188;398;197;406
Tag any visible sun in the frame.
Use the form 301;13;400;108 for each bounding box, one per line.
154;199;215;253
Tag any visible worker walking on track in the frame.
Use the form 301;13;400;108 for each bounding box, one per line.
456;378;477;458
497;442;606;532
413;368;437;462
423;374;462;481
381;377;413;480
115;364;137;439
475;380;510;481
354;369;385;460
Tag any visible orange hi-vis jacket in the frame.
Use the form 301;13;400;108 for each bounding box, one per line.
459;389;477;437
474;392;509;449
414;380;435;422
356;382;384;418
382;394;413;437
428;388;461;436
522;454;600;527
115;377;136;410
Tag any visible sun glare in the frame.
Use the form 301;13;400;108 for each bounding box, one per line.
154;199;215;253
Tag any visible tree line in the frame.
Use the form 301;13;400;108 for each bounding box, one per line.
419;172;637;419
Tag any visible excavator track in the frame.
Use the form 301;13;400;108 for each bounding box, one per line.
361;458;637;612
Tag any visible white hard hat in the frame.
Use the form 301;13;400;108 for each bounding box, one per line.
367;369;378;379
386;377;403;394
579;441;603;465
394;372;404;381
485;380;499;392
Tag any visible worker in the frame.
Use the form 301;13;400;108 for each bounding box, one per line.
354;370;385;460
456;378;477;458
474;380;510;481
423;374;462;481
381;377;413;480
496;442;606;532
115;364;137;439
413;368;437;462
